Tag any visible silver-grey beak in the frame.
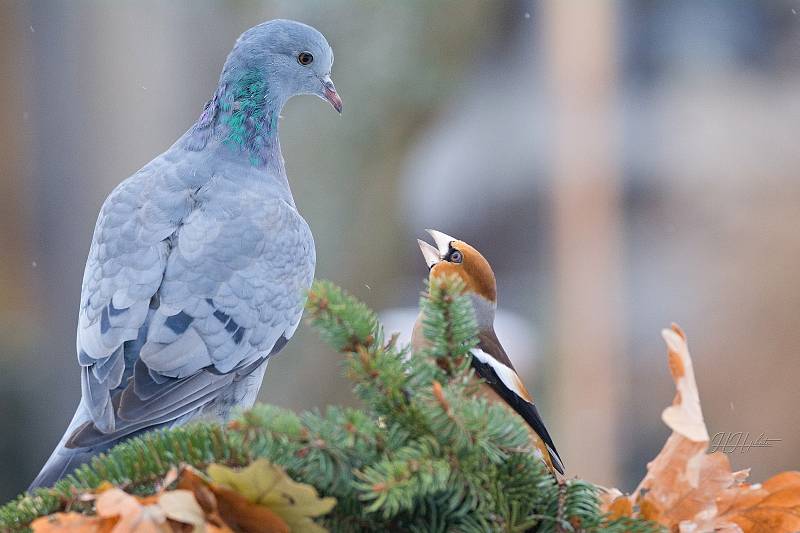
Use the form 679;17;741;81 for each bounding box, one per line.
417;239;441;268
425;228;456;256
320;75;342;114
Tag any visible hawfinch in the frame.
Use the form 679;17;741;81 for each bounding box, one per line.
413;229;565;475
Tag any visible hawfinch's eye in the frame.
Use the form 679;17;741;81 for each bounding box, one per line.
298;52;314;66
449;250;463;264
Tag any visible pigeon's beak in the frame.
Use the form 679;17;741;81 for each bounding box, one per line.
319;75;342;114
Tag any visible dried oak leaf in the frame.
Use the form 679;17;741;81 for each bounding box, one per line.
715;471;800;533
659;324;708;443
209;482;290;533
600;325;734;527
602;489;633;521
600;324;800;533
94;488;170;533
34;486;219;533
31;512;117;533
633;327;740;529
172;468;233;533
207;459;336;533
175;465;287;533
157;490;206;531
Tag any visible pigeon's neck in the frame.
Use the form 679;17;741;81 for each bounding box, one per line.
184;68;288;172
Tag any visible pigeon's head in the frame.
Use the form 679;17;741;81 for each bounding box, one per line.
224;19;342;113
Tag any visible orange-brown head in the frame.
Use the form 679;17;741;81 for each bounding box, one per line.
418;230;497;323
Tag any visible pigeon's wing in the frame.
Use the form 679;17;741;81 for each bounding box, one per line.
76;167;188;435
141;192;315;378
70;183;315;448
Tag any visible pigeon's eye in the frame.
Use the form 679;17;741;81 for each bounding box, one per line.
449;250;463;264
298;52;314;66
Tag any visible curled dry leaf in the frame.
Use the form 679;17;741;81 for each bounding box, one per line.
209;483;290;533
29;460;334;533
715;471;800;533
32;479;231;533
161;467;180;490
176;464;288;533
31;512;117;533
600;324;800;533
173;461;335;533
208;459;336;533
176;468;222;520
660;324;708;442
601;488;632;521
157;491;206;531
95;488;170;533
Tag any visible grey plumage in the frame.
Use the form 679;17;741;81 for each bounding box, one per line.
30;19;341;490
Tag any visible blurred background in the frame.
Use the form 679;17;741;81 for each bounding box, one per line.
1;0;799;500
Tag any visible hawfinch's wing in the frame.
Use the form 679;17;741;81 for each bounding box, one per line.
471;330;565;474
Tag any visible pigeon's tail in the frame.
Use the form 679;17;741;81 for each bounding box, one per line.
29;444;99;490
28;402;146;490
28;404;173;491
29;400;201;491
28;402;103;491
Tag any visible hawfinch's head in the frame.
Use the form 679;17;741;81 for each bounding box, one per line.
417;229;497;306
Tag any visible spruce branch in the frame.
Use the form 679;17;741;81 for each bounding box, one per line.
417;276;478;376
0;278;661;532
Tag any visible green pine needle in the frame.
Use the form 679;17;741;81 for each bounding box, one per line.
0;278;660;532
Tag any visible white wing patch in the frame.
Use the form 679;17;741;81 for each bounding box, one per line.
471;348;530;403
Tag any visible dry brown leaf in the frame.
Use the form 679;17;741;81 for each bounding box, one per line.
33;465;309;533
660;325;708;442
600;324;800;533
207;459;335;533
93;484;222;533
621;325;739;530
636;434;740;529
716;471;800;533
605;494;633;521
176;464;286;533
211;483;290;533
157;490;206;531
31;512;118;533
173;468;233;532
176;468;218;514
95;488;170;533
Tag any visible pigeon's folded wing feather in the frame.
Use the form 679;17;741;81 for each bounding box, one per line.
74;173;314;445
141;193;315;376
77;169;184;434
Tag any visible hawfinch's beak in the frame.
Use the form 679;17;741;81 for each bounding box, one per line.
417;239;440;268
417;229;457;268
426;229;456;255
320;75;342;114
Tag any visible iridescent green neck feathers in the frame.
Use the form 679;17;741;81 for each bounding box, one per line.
185;68;281;167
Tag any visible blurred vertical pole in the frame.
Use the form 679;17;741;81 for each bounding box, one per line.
541;1;623;485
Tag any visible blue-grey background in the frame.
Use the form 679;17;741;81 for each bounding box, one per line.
1;0;799;499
